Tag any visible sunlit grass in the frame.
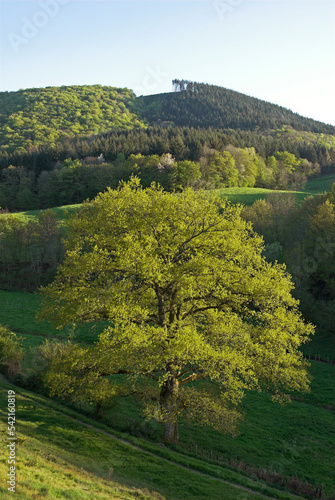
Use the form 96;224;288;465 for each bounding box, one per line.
0;377;290;500
0;204;82;223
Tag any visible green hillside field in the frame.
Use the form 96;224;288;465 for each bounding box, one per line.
0;376;307;500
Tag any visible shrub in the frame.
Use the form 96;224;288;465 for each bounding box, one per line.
0;325;23;377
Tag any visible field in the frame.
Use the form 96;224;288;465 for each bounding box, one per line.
303;174;335;193
217;174;335;206
1;289;335;498
217;187;309;206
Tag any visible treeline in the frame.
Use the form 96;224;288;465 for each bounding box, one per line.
139;81;335;134
1;126;334;175
0;147;320;211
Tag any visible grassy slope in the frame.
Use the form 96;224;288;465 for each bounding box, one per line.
0;377;301;500
0;290;105;346
217;174;335;206
303;174;335;193
1;290;334;497
0;387;164;500
217;188;308;206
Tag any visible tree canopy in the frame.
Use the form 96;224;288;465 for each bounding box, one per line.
40;178;314;443
138;81;335;133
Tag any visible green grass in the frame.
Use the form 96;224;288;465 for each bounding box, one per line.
0;377;299;500
0;204;82;223
303;174;335;193
216;175;334;206
0;290;105;345
95;366;335;498
218;187;315;207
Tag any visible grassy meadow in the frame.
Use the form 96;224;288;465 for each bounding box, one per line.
217;174;335;206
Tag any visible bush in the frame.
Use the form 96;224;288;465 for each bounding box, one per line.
0;325;23;377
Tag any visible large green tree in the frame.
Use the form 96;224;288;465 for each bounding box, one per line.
40;178;313;443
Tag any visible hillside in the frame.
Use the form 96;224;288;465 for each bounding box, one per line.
0;85;146;154
1;81;335;160
0;81;334;212
137;80;335;134
0;375;306;500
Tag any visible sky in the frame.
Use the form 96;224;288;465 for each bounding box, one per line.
0;0;334;125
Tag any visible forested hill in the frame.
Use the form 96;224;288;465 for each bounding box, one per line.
0;85;146;153
1;82;334;158
137;80;335;134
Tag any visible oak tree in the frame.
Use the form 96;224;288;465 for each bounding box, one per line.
40;178;313;443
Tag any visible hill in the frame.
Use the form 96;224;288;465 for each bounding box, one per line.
0;82;334;213
0;85;146;154
1;81;334;160
137;80;335;134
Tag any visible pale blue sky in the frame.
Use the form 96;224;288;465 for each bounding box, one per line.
1;0;334;125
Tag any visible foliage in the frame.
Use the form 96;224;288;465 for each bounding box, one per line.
40;179;313;444
0;147;322;212
36;339;118;416
138;81;335;134
241;185;335;358
306;198;335;299
0;85;145;154
0;325;22;377
0;210;64;290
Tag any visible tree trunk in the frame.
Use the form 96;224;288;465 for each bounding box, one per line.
162;418;179;444
160;374;179;445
